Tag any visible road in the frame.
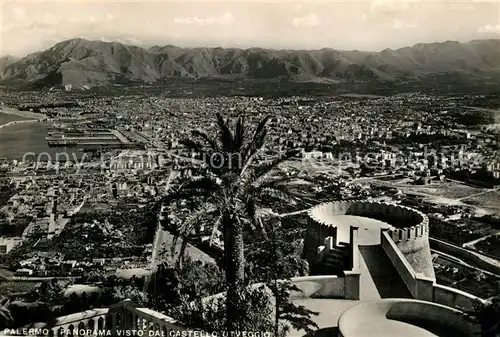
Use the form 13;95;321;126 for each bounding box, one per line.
465;106;500;113
0;276;75;282
458;188;500;202
149;170;176;272
351;174;402;182
463;234;495;248
142;171;175;294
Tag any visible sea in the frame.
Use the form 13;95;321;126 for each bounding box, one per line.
0;112;80;161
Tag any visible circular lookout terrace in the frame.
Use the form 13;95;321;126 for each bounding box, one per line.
304;200;434;280
308;201;427;246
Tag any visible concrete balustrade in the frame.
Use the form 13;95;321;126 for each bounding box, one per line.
17;300;187;336
20;309;109;336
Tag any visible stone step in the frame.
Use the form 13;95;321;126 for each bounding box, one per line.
328;249;349;258
325;253;343;261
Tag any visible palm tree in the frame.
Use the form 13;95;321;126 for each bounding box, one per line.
164;113;302;331
0;297;13;328
463;296;500;337
0;269;11;281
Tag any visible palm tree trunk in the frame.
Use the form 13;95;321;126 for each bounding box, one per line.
223;214;245;332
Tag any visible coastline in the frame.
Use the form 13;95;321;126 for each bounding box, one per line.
0;106;47;120
0;119;40;129
0;106;47;129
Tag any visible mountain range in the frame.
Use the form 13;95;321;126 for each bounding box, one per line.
1;38;499;88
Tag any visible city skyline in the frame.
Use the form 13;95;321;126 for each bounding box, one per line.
1;0;499;57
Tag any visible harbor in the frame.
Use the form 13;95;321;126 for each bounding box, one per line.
45;128;149;150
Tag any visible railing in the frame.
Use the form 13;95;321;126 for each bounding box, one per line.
107;300;185;334
15;300;186;336
21;308;110;336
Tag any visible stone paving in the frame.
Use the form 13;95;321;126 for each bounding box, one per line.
288;299;358;337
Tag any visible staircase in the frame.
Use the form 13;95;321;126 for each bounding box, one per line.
359;245;412;299
314;238;350;276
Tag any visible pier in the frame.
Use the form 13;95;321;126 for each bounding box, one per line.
110;130;132;144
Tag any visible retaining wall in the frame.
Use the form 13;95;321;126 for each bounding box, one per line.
386;207;435;279
381;230;434;301
430;238;500;275
289;276;346;299
433;284;487;309
381;230;487;309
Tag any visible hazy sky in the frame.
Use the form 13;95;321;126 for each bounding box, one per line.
1;0;499;56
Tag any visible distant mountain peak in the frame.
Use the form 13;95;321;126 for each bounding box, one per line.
1;38;499;89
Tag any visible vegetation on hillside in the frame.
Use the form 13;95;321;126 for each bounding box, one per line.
164;113;306;331
463;295;500;337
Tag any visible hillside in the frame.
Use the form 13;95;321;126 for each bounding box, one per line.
1;38;499;89
0;56;19;75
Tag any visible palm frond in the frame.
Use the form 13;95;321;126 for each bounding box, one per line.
245;149;299;183
180;177;219;193
179;138;205;153
241;115;270;162
192;129;220;152
258;187;298;205
216;113;234;152
242;199;268;235
233;117;246;151
0;298;12;327
209;215;223;247
252;115;271;143
243;129;268;162
178;205;218;237
171;205;218;257
162;183;214;205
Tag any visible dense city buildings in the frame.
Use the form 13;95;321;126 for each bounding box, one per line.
0;87;499;336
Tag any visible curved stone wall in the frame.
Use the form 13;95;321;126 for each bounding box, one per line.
309;201;425;229
306;201;435;279
303;215;338;264
338;299;480;337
